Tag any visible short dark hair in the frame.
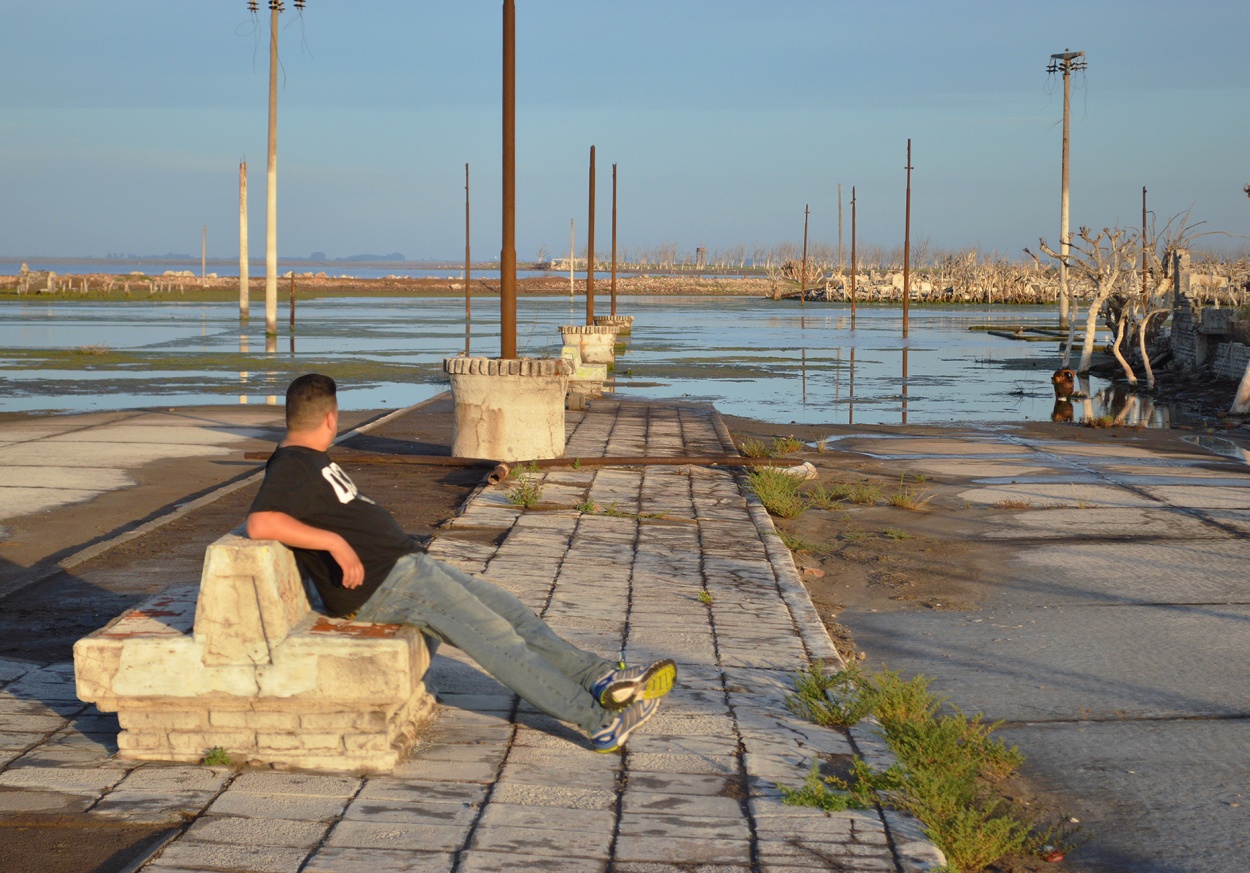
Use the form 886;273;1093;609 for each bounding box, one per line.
285;373;337;431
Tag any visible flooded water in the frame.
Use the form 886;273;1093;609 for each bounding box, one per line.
0;296;1135;426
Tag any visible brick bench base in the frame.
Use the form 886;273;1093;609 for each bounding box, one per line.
74;536;435;772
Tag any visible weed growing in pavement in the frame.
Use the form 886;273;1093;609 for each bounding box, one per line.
746;467;806;518
505;475;543;508
888;473;934;511
992;499;1031;509
810;481;881;507
697;589;714;605
575;499;598;513
200;747;234;767
738;436;804;458
784;661;873;728
780;665;1078;872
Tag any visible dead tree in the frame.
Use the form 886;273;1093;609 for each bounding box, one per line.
1037;226;1139;375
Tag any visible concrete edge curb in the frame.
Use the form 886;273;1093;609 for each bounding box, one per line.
716;409;946;873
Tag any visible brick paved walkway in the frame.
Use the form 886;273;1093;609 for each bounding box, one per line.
0;399;940;873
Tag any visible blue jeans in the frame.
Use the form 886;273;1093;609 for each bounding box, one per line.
353;552;616;734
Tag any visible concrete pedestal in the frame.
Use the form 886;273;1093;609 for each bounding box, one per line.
593;314;634;336
444;357;571;461
559;324;619;365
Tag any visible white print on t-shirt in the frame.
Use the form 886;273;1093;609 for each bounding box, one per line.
320;462;378;505
321;463;359;504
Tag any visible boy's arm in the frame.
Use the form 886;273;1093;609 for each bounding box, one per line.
246;510;365;588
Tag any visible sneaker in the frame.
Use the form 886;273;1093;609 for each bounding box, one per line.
591;659;677;711
590;698;659;753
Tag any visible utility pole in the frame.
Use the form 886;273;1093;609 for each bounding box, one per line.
239;161;248;320
1141;186;1148;304
201;225;206;282
569;219;575;300
850;186;857;321
500;0;517;358
585;145;596;325
903;139;912;338
800;204;809;311
1049;49;1086;329
611;162;618;317
264;1;280;338
465;162;471;356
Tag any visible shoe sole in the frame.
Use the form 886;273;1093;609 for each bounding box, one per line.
593;701;660;753
598;659;677;711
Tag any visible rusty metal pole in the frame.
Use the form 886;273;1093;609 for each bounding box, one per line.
1141;186;1147;304
611;162;618;317
850;185;857;321
264;1;279;338
500;0;517;359
799;204;809;310
201;225;207;283
837;183;843;275
288;272;295;331
465;162;471;356
903;138;912;339
585;145;596;325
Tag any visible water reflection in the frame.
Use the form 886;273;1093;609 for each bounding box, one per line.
0;297;1134;424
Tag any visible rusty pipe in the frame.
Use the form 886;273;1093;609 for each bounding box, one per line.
243;451;803;471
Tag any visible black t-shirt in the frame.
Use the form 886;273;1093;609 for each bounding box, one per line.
248;445;414;617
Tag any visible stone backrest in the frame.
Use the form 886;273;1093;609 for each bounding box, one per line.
194;535;311;667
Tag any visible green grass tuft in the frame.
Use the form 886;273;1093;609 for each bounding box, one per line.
746;467;806;518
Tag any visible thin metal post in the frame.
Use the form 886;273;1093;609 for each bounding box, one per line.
288;272;295;331
1141;185;1148;303
465;162;471;356
586;145;596;325
569;219;575;300
850;185;857;321
799;204;809;311
264;2;279;338
611;162;618;317
239;161;248;320
201;225;206;282
500;0;517;358
903;139;912;338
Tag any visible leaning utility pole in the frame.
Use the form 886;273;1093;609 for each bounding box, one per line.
1049;49;1086;329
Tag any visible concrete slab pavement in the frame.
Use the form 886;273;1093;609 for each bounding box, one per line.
0;398;943;872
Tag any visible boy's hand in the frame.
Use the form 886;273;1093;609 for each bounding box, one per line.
330;539;365;588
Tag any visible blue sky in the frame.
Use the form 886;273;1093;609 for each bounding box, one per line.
1;1;1247;263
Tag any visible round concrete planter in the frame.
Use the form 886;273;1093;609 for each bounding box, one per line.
443;357;572;461
593;314;634;335
559;324;618;365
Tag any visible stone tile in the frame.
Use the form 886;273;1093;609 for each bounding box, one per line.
302;847;455;873
117;764;231;792
356;777;487;806
621;789;744;819
390;757;500;783
154;841;310;873
228;771;362;796
185;814;328;848
342;797;479;827
206;790;350;822
91;789;218;823
0;765;128;793
458;852;605;872
323;819;468;852
488;781;615;810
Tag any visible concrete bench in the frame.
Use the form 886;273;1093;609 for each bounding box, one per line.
561;343;609;401
73;534;434;772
